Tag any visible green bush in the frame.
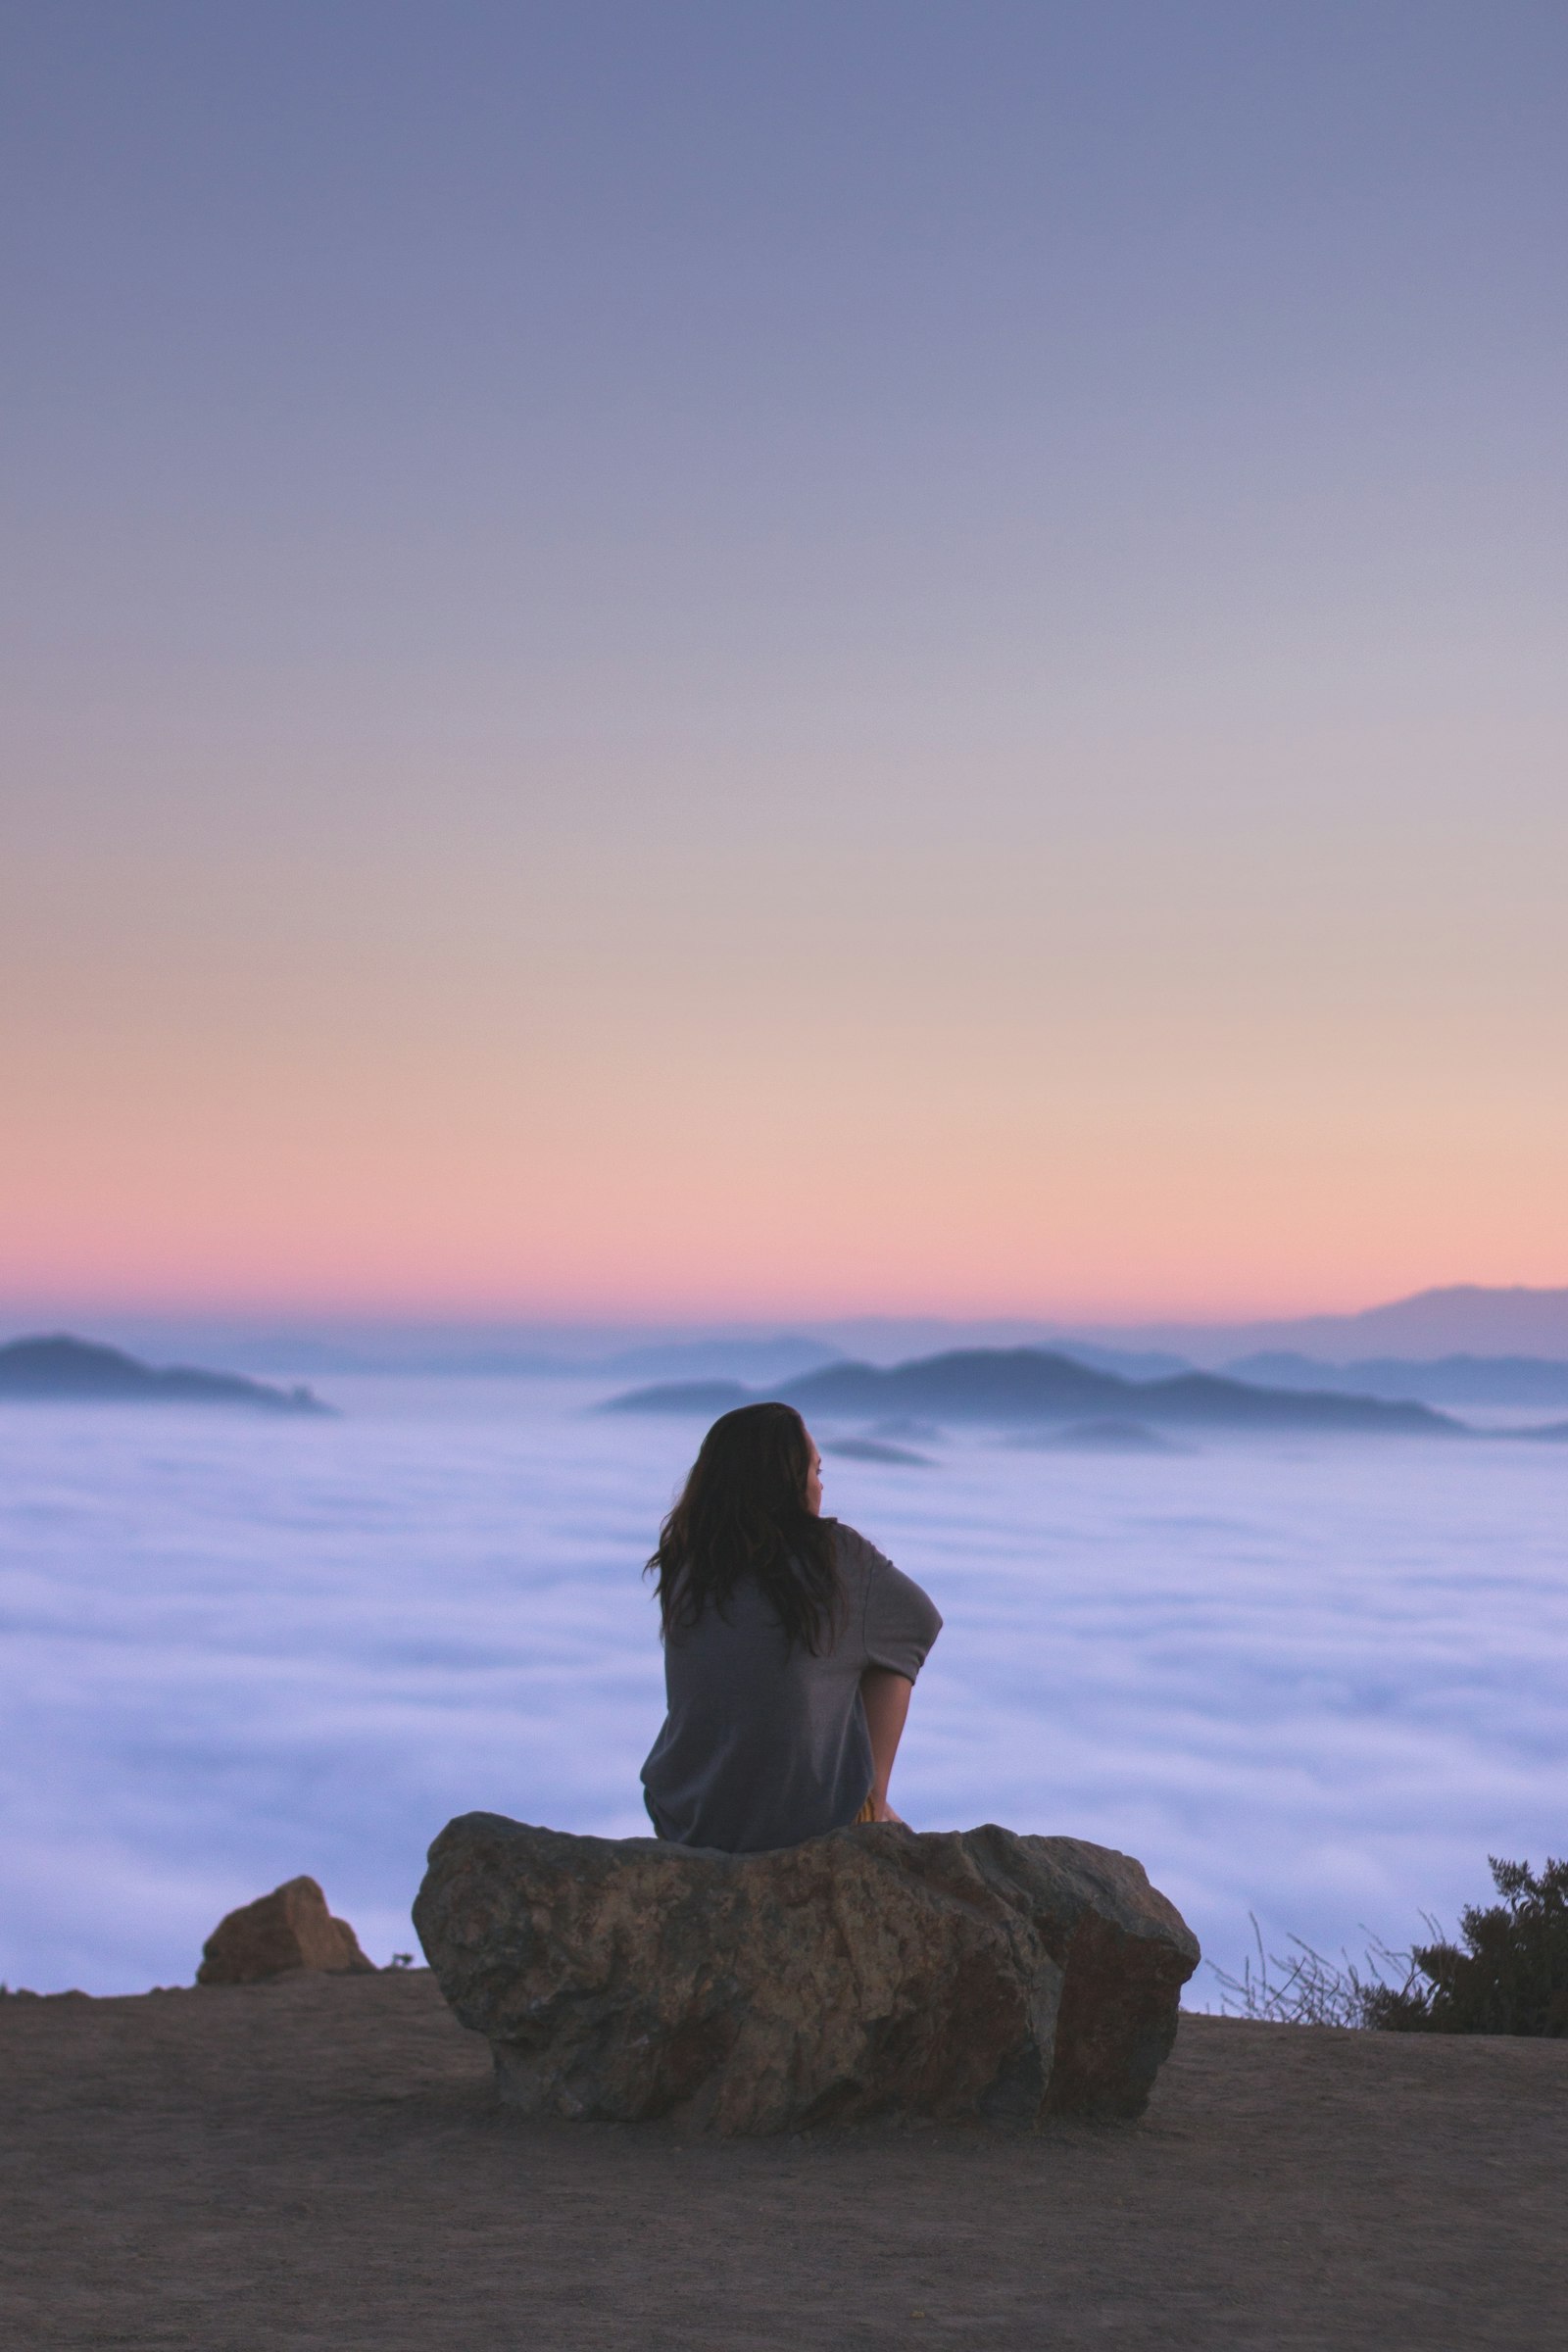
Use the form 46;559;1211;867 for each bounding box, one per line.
1366;1856;1568;2037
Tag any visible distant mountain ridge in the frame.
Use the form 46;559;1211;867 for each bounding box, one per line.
1068;1285;1568;1369
20;1283;1566;1378
1223;1351;1568;1406
0;1336;331;1415
605;1347;1460;1437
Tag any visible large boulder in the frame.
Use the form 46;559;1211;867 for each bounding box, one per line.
197;1876;375;1985
414;1814;1200;2132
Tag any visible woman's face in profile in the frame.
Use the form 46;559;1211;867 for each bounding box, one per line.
804;1431;823;1516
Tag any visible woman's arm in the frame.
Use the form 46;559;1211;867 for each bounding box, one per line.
859;1667;913;1824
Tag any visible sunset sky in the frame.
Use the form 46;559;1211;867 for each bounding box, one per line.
4;2;1565;1322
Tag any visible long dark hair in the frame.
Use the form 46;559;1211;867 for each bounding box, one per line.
647;1402;843;1654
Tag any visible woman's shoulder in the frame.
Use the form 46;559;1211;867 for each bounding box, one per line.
825;1518;942;1670
824;1518;891;1576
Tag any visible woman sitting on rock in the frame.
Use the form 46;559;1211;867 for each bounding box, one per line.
640;1401;942;1851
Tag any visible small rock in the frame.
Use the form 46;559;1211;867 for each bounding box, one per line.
415;1814;1200;2132
197;1876;375;1985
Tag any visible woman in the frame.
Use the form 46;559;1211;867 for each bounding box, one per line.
640;1401;942;1852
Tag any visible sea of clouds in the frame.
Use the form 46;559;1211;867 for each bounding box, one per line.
3;1374;1566;2000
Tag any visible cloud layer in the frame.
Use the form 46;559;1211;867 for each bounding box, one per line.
2;1379;1564;1998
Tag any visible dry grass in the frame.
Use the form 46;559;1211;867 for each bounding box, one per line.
1205;1912;1429;2027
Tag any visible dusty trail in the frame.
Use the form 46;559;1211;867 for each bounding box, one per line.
3;1970;1563;2348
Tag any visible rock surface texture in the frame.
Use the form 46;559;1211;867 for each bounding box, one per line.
197;1877;375;1986
414;1814;1200;2132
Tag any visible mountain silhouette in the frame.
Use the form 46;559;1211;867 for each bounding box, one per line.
0;1335;332;1415
605;1347;1460;1436
1224;1350;1568;1406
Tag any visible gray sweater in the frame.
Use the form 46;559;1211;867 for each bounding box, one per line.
640;1520;942;1853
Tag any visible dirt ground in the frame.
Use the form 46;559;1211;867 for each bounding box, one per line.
2;1969;1564;2350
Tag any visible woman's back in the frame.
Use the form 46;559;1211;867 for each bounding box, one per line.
641;1518;941;1852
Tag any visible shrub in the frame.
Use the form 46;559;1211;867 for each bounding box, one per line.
1367;1856;1568;2037
1208;1856;1568;2035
